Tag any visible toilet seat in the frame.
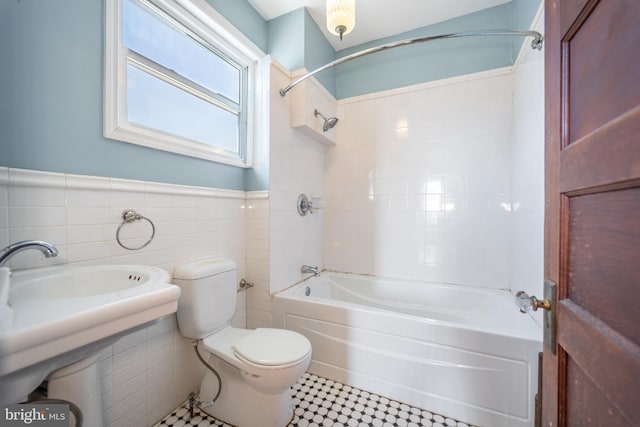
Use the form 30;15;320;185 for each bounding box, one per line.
232;328;311;367
202;326;311;372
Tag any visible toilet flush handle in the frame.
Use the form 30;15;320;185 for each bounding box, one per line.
238;278;254;292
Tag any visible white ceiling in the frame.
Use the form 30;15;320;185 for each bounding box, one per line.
246;0;512;50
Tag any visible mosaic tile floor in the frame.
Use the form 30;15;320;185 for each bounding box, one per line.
155;372;478;427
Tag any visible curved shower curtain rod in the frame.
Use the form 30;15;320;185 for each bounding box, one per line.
279;29;543;97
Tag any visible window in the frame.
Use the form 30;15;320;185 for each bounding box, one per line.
105;0;262;167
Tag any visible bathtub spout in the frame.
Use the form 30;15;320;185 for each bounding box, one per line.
301;265;320;277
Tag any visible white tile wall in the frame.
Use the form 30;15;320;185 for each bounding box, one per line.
245;193;271;329
510;9;545;327
0;167;250;427
325;70;515;289
269;63;325;295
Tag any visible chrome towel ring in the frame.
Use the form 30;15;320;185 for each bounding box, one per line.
116;209;156;250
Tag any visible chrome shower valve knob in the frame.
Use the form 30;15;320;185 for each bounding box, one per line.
297;194;314;216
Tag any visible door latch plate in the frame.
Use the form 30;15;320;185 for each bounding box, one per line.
543;279;557;354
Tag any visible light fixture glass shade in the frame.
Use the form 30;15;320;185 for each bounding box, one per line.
326;0;355;40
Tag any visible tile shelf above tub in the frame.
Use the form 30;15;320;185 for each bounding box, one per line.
288;68;337;146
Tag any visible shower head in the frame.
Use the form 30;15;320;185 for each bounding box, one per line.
314;109;339;132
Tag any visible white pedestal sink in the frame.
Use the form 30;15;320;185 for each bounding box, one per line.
0;265;180;425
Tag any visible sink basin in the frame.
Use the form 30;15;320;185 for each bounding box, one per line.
10;266;165;299
0;265;180;406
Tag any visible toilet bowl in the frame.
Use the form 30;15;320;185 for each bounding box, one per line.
173;259;312;427
197;326;311;426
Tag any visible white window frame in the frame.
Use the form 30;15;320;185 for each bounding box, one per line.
104;0;264;167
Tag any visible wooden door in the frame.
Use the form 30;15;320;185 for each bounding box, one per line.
543;0;640;425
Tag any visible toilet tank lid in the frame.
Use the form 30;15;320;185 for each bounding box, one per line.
173;258;237;280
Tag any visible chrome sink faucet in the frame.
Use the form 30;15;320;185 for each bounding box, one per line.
0;240;59;267
301;265;320;277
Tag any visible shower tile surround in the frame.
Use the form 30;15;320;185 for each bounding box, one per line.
0;167;269;427
268;62;325;297
324;69;515;289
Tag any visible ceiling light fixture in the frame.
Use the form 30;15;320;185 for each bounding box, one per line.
326;0;355;41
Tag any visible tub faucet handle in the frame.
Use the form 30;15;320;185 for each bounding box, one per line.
301;265;320;277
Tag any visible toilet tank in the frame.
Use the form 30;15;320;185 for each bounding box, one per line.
173;258;238;339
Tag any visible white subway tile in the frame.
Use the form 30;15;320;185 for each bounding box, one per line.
112;364;146;399
144;376;175;424
66;241;111;263
147;315;177;339
2;168;259;426
325;71;521;288
98;357;113;380
147;329;174;354
102;407;114;427
145;192;174;209
145;351;174;381
109;191;143;208
145;249;174;267
67;188;110;207
102;252;146;266
9;186;66;207
101;380;114;410
9;206;66;228
144;230;173;250
111;381;146;421
9;226;66;246
66;174;110;190
67;206;111;226
67;224;106;244
109;178;146;193
0;168;8;185
113;329;147;355
113;341;146;372
9;168;65;188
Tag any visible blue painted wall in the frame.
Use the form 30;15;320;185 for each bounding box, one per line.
335;2;531;99
268;8;336;96
304;9;336;95
512;0;542;58
267;9;306;71
0;0;540;191
0;0;266;191
269;1;541;99
205;0;267;53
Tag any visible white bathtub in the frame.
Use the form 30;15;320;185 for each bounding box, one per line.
272;273;542;427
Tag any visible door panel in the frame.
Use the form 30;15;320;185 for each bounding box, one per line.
558;300;640;424
567;188;640;344
566;357;631;426
565;0;640;144
559;107;640;193
543;0;640;425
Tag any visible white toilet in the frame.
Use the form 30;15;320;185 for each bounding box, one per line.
173;259;312;427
